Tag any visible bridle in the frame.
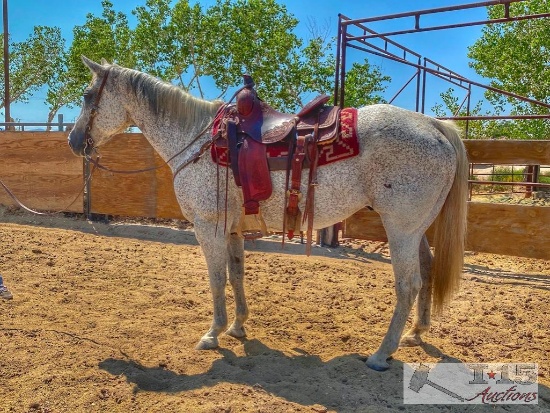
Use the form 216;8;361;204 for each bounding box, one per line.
84;67;111;154
79;66;212;175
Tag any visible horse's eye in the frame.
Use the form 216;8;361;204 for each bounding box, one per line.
83;91;93;103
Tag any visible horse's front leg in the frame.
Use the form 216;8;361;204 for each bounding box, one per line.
225;232;249;338
194;219;229;350
367;230;422;371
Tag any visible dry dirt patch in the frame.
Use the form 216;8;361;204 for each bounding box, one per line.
0;208;548;412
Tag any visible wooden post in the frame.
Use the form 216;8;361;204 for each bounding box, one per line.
57;114;63;131
525;165;534;198
2;0;10;124
319;222;341;247
84;158;92;219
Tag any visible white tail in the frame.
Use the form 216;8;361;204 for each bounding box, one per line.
431;121;469;314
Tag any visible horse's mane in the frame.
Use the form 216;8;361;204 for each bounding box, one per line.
114;65;222;125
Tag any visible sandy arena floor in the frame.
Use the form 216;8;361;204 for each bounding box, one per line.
0;208;548;412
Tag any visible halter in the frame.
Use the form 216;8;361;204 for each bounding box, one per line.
84;68;111;153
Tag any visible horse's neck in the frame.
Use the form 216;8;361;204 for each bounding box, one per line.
126;90;218;165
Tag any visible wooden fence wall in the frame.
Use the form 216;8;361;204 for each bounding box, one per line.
344;140;550;259
343;203;550;259
0;132;548;259
0;132;83;212
88;134;184;219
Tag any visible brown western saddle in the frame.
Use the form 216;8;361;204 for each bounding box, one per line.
214;75;341;253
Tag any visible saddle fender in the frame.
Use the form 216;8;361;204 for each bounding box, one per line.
238;137;272;215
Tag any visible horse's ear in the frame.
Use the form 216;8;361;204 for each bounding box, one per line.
81;55;104;75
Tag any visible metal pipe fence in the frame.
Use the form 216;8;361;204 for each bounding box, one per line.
0;114;73;132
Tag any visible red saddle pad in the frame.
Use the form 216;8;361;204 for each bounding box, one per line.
211;107;359;168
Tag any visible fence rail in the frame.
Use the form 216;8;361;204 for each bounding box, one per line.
0;131;548;259
343;203;550;259
0;114;74;132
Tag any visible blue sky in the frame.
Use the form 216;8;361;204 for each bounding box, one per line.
4;0;491;123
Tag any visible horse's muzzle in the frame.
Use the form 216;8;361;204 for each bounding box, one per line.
67;130;88;157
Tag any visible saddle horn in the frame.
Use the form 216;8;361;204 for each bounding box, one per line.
237;74;257;116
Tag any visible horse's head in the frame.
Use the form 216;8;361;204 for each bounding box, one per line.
68;56;131;157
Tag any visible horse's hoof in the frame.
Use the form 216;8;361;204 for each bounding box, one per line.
225;325;246;339
195;337;219;350
399;335;422;347
366;355;390;371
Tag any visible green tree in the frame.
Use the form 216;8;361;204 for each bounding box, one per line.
48;0;391;119
343;59;390;108
260;31;336;111
131;0;350;110
132;0;205;90
432;88;514;139
132;0;178;80
53;0;133;119
200;0;302;105
44;49;71;128
467;0;550;139
0;26;64;114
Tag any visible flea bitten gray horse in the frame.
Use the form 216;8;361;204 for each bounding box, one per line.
68;57;468;371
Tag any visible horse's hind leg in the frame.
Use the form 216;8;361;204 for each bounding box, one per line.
400;235;433;347
366;229;422;371
194;220;229;350
225;232;249;338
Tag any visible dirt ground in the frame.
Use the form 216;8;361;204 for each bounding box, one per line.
0;207;548;413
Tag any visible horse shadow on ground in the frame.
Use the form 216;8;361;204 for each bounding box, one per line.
100;338;404;411
244;236;393;265
0;207;391;265
87;221;392;265
99;339;549;412
464;263;550;292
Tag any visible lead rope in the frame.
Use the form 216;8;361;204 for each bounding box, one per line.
0;110;218;220
0;161;98;216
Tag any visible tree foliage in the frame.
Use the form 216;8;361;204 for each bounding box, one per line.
202;0;301;95
432;88;513;139
343;59;390;108
62;0;390;114
42;1;134;126
0;26;64;113
6;0;392;122
467;0;550;139
132;0;336;110
132;0;188;81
